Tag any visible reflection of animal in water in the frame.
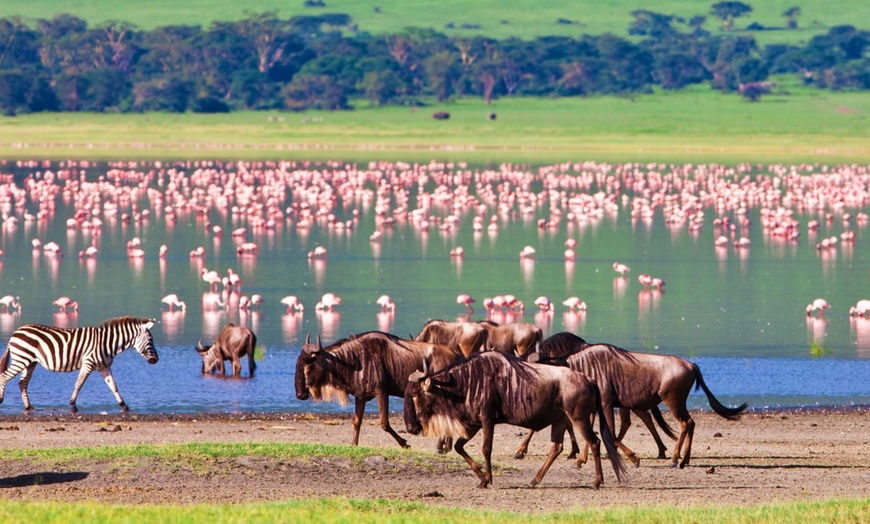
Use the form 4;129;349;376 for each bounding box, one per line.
195;324;257;377
0;317;158;413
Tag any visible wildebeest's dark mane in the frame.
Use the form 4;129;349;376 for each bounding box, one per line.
325;331;415;368
539;332;590;359
477;320;498;327
426;352;539;402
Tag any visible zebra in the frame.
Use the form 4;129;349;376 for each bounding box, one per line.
0;316;158;413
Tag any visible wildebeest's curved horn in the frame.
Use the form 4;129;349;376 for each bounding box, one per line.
303;332;320;355
305;332;311;346
195;337;208;353
316;334;322;351
409;370;426;383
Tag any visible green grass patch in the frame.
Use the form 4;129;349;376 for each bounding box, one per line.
0;496;868;523
7;1;870;44
1;83;868;164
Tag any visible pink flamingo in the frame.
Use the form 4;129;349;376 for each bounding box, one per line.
456;294;476;314
0;295;21;312
519;245;536;259
504;294;524;311
201;268;221;291
280;295;304;313
53;296;79;312
450;246;465;258
161;294;186;311
307;246;328;259
189;246;206;258
651;277;666;290
376;294;396;312
850;300;870;317
315;292;341;311
78;246;99;259
638;274;653;289
534;296;554;313
806;298;831;318
563;296;587;312
226;268;242;290
158;244;169;258
613;262;630;275
564;248;576;261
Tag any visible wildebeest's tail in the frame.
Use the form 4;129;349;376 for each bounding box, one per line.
0;347;8;374
592;382;626;482
248;335;258;377
650;405;677;440
692;364;747;419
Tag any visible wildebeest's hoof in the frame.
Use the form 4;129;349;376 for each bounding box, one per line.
513;452;525;459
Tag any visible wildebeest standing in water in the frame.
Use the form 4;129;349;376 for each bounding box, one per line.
414;319;488;357
195;324;257;377
566;343;747;469
295;331;464;449
478;321;542;358
516;332;676;464
404;351;626;489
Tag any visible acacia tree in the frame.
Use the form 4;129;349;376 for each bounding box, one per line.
710;2;753;32
782;7;801;30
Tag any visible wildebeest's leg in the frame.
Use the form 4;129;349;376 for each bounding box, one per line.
570;412;605;489
69;363;96;413
99;368;129;412
631;408;670;459
453;428;485;487
480;421;496;488
513;429;535;459
17;362;38;411
231;355;242;376
216;358;225;376
565;423;580;459
664;399;695;468
436;436;453;454
526;419;567;488
376;392;409;448
604;403;640;467
351;396;366;445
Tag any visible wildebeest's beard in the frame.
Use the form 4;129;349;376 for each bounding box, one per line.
303;352;355;407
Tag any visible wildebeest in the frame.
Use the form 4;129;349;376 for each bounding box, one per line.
404;351;626;489
414;320;488;357
564;343;747;469
478;321;542;358
295;331;464;449
195;324;257;377
515;332;676;464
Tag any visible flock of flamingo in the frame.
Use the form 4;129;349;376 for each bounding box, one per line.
0;159;868;341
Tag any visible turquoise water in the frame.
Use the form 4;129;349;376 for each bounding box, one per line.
0;160;868;414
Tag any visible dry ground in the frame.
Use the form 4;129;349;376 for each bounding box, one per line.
0;407;868;512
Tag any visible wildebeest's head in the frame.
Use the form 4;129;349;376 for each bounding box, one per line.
403;360;430;436
194;337;218;374
294;333;351;406
404;359;467;439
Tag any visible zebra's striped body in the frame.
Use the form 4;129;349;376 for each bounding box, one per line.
0;316;158;413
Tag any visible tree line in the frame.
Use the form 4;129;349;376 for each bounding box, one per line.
0;4;867;115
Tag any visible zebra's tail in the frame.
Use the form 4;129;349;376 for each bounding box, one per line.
0;347;8;374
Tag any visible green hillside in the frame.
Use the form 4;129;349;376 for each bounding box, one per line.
9;1;870;43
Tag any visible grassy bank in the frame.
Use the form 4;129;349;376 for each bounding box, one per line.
2;495;868;523
0;85;867;164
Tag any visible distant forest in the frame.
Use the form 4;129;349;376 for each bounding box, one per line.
0;3;867;114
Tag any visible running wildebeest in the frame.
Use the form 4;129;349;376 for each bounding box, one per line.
195;323;257;377
564;343;747;469
414;319;488;357
404;351;626;489
516;332;676;464
294;331;464;449
478;321;542;358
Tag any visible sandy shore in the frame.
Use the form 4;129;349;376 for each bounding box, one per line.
0;407;868;511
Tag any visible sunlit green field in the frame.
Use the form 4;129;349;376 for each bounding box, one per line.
0;83;867;164
8;0;870;43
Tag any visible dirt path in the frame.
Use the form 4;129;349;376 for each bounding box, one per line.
0;407;868;511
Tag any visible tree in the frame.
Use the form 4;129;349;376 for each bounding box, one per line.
710;2;753;32
423;50;459;102
782;7;801;30
282;73;349;110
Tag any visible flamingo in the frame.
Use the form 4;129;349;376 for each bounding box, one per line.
249;294;265;310
0;295;21;312
202;293;225;311
563;296;587;312
651;277;666;290
504;294;524;311
158;244;169;258
806;298;831;318
849;300;870;317
161;294;186;311
638;274;653;289
564;248;576;261
280;295;304;313
53;296;79;312
226;268;242;290
450;246;465;258
315;293;341;311
376;294;396;312
189;246;206;258
613;262;630;276
307;246;328;259
519;245;536;259
78;246;99;259
456;294;476;314
201;268;221;291
534;296;554;313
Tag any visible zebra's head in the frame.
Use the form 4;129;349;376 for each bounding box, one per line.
135;319;159;364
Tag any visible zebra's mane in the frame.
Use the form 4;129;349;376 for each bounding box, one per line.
99;316;150;329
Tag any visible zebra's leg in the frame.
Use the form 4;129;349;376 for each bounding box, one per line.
17;362;38;412
1;360;28;405
69;364;96;413
98;368;129;412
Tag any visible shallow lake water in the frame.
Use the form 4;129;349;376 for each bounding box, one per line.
0;159;868;414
